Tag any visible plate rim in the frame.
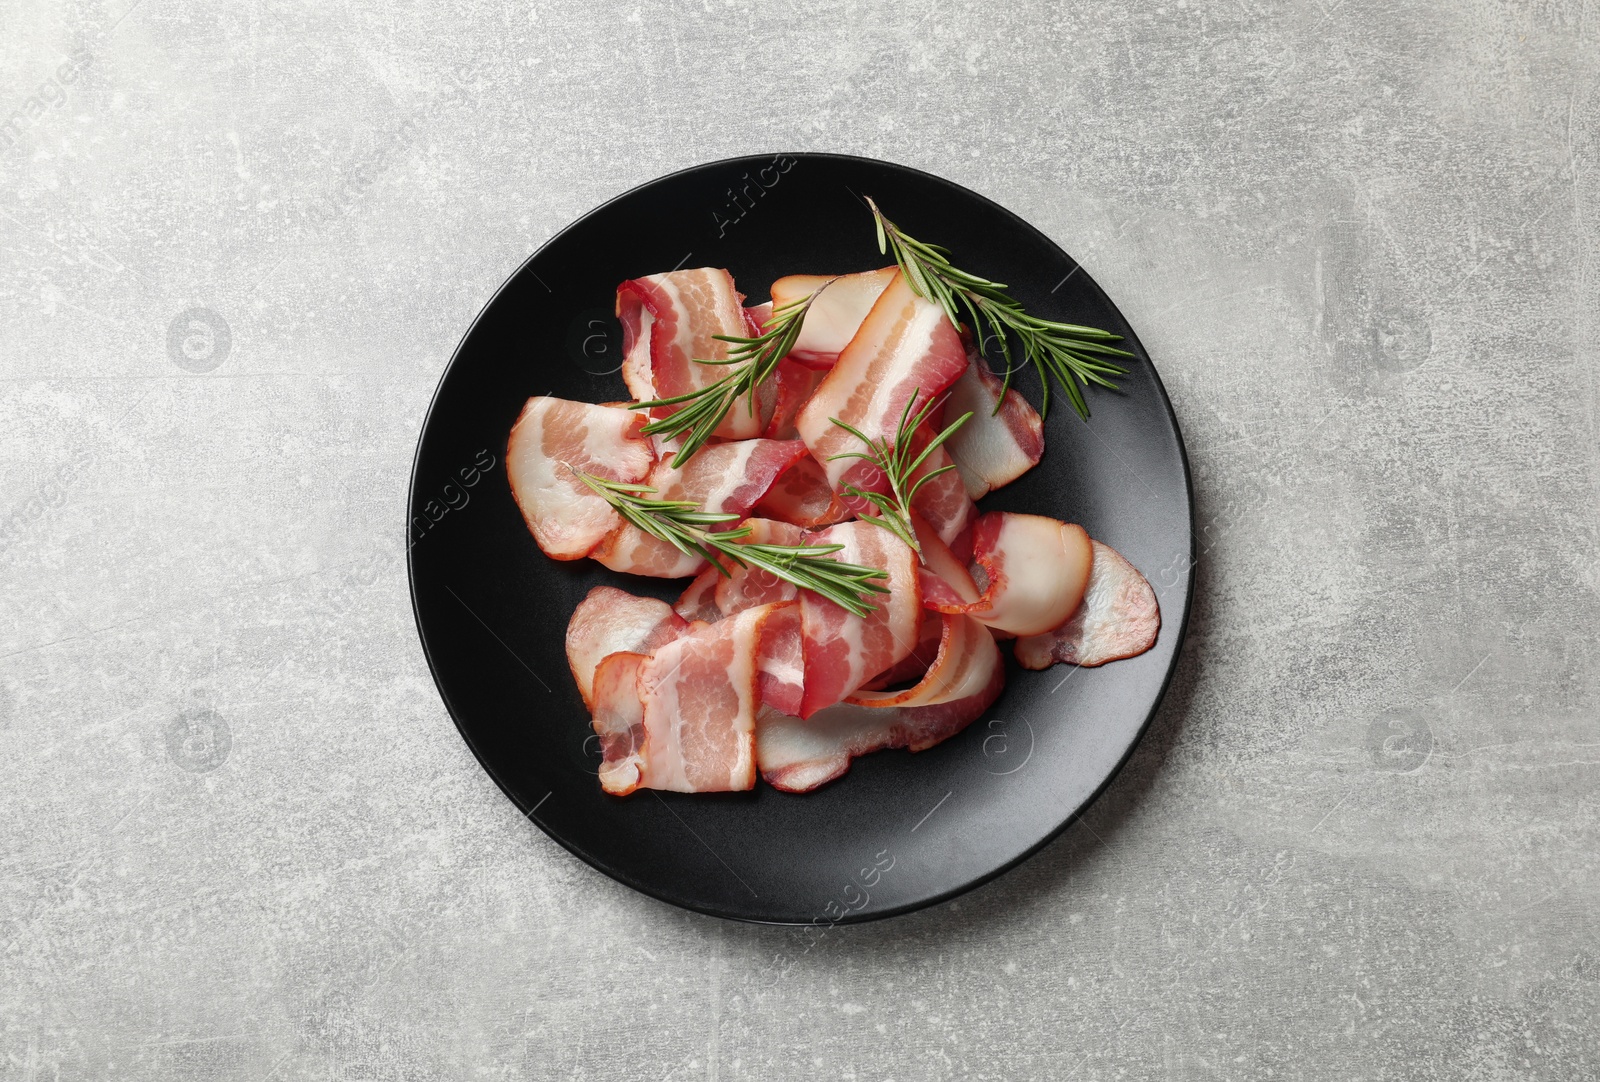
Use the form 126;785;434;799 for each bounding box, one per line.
406;150;1196;924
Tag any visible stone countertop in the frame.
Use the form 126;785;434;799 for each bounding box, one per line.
2;1;1596;1078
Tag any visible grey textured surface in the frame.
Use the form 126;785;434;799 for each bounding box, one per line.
2;0;1597;1078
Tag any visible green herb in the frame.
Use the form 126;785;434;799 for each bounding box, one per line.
827;392;972;560
632;279;836;468
578;473;889;617
866;197;1133;420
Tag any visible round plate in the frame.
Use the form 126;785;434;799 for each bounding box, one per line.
408;153;1193;924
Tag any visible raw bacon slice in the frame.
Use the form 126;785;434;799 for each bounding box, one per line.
906;439;978;545
744;302;772;336
762;360;828;441
755;601;804;717
565;586;687;707
943;351;1045;499
752;453;849;529
755;620;1003;793
769;267;896;367
592;440;808;578
913;513;982;611
859;608;943;691
591;652;650;795
712;519;806;614
798;521;921;718
675;567;722;622
847;613;1003;708
593;605;774;795
506;397;655;560
1015;541;1160;669
928;512;1093;637
616;268;761;438
796;271;970;539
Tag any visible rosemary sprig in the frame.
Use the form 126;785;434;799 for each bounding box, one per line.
632;279;836;468
827;392;972;560
866;197;1133;420
577;472;889;617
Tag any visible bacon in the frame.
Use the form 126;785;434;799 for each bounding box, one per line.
755;601;805;717
913;512;982;611
506;396;655;560
1015;540;1160;669
565;586;688;707
762;360;828;440
711;519;806;613
769;267;896;367
752;453;849;529
592;605;776;795
675;567;722;622
847;613;1003;708
906;439;978;545
755;616;1003;793
616;268;761;438
943;351;1045;499
858;608;944;691
590;652;651;795
796;271;973;543
591;440;807;578
798;521;921;718
926;512;1093;637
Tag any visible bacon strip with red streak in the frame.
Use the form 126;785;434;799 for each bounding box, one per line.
616;268;761;438
591;604;779;795
506;397;655;560
591;440;807;578
755;614;1004;793
1015;541;1160;669
795;271;974;545
926;512;1093;637
769;267;896;368
565;586;689;707
798;521;921;718
943;350;1045;499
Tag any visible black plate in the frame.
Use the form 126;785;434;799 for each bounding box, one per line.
408;153;1193;924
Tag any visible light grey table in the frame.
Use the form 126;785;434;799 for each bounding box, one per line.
3;1;1596;1078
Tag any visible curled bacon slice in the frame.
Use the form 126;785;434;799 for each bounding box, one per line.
506;396;654;560
927;512;1093;637
752;453;849;529
755;617;1004;793
944;352;1045;499
769;267;896;367
616;268;760;438
590;652;651;796
1015;541;1160;669
592;604;776;795
796;271;969;507
565;586;687;707
847;613;1002;708
912;512;981;611
591;440;807;578
858;608;943;692
762;360;828;441
798;521;921;718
